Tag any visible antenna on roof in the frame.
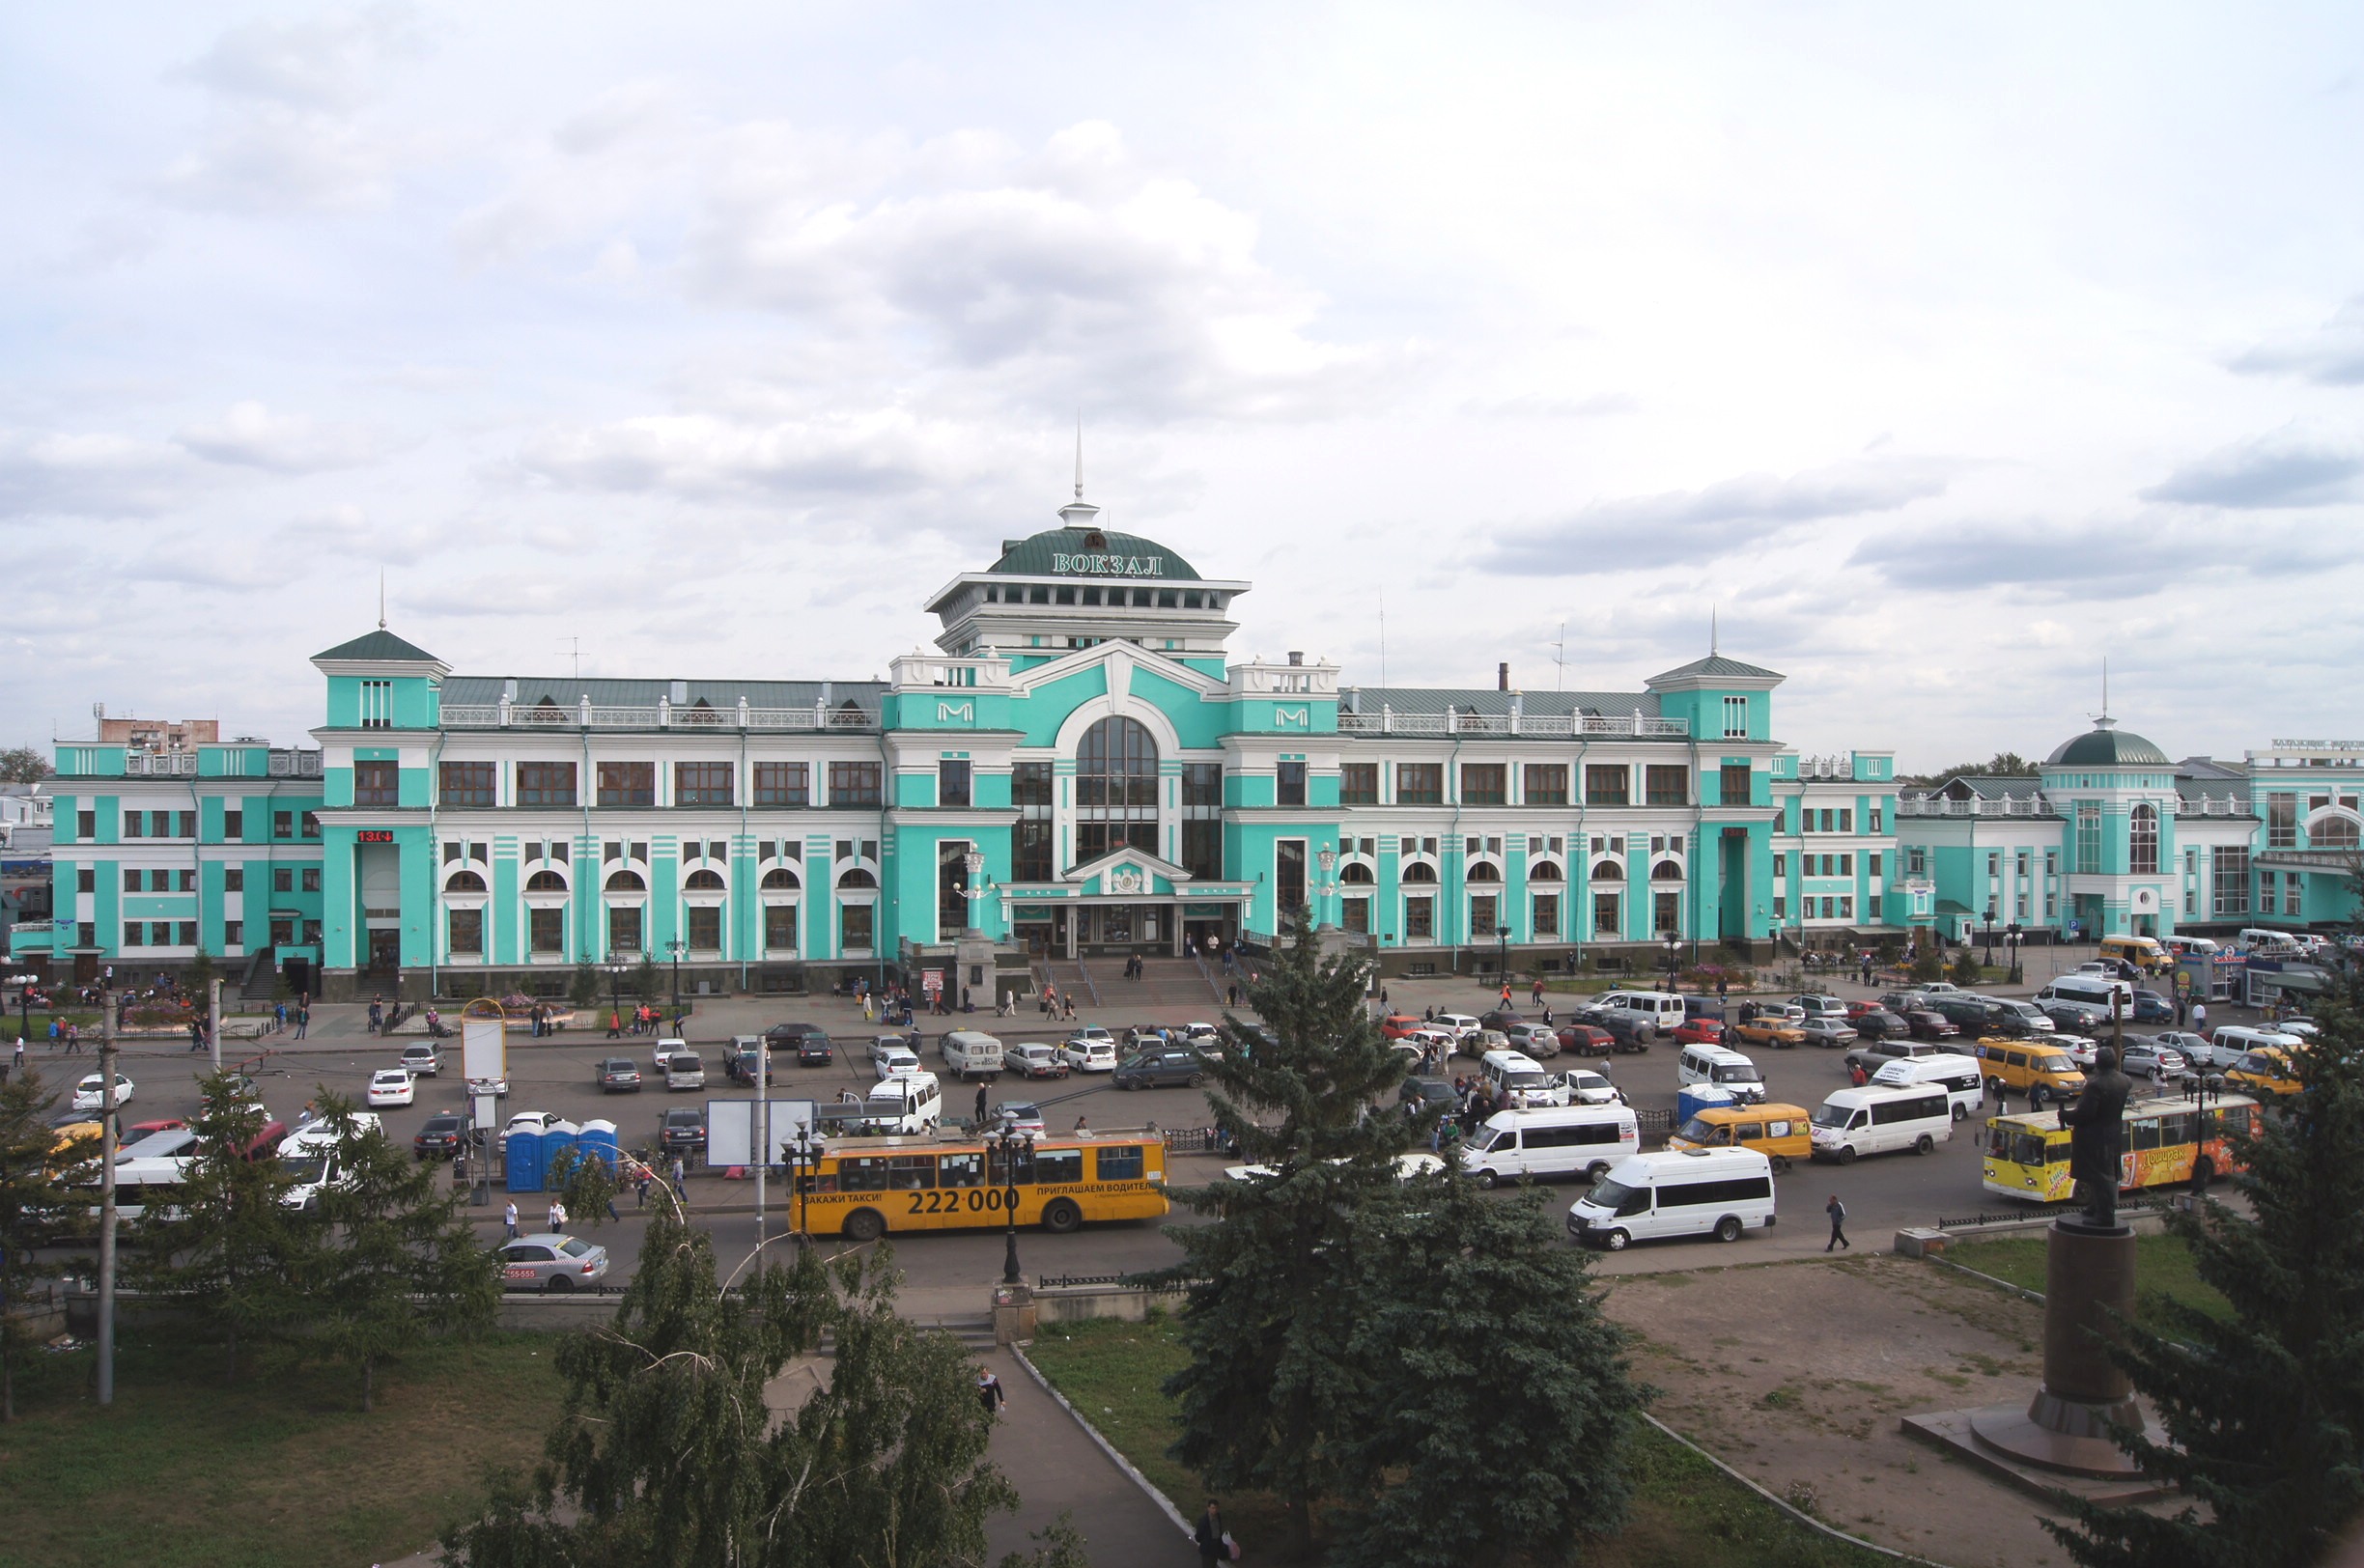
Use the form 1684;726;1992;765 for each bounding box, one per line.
1378;586;1388;687
560;636;580;682
1710;606;1718;656
1074;410;1084;500
378;569;387;630
1551;620;1566;691
2093;657;2115;730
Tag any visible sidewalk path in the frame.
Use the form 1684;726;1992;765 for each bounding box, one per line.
982;1344;1195;1566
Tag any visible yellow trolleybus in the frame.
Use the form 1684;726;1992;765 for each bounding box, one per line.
1981;1093;2260;1204
798;1134;1169;1242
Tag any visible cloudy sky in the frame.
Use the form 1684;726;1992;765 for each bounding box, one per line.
7;4;2363;770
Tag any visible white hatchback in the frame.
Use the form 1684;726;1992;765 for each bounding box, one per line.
873;1045;921;1079
1060;1037;1118;1073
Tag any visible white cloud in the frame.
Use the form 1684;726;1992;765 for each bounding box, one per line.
177;402;388;473
2229;297;2364;386
173;3;428;112
2140;428;2364;509
0;430;203;519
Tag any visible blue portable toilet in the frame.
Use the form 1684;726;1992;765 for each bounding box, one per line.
505;1127;546;1193
1675;1084;1734;1127
543;1120;581;1179
578;1119;621;1172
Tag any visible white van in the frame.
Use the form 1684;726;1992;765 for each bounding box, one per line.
864;1070;943;1134
1809;1085;1953;1163
1675;1043;1766;1105
2163;935;2220;959
1478;1049;1569;1108
940;1030;1005;1081
1461;1105;1641;1188
2199;1024;2305;1071
106;1154;195;1221
2035;976;2133;1014
2237;927;2308;956
1564;1147;1778;1250
1596;991;1686;1042
1868;1052;1984;1122
1433;1013;1482;1041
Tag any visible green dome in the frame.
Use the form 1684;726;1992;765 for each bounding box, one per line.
2046;722;2169;769
989;507;1198;581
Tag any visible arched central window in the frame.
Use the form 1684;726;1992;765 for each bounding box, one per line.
1075;715;1159;864
2129;802;2159;875
2316;813;2362;850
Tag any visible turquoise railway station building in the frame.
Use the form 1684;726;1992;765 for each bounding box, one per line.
12;482;2352;1000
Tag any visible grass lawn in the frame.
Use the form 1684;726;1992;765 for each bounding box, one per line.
0;1328;565;1568
1027;1316;1889;1568
1943;1230;2232;1333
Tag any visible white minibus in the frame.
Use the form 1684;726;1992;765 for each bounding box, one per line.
1868;1052;1984;1121
1564;1148;1778;1250
1809;1085;1953;1163
1675;1043;1766;1105
1460;1105;1640;1188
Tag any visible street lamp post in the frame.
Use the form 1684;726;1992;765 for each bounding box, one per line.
664;937;686;1012
1663;934;1681;993
2006;924;2024;986
997;1122;1033;1286
603;960;625;1036
1983;909;1997;972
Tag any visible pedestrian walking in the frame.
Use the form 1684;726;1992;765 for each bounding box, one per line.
295;1006;309;1040
977;1368;1007;1416
974;1083;989;1126
66;1022;81;1053
634;1164;652;1207
503;1200;519;1241
669;1155;687;1200
368;996;384;1034
2175;992;2189;1026
1195;1500;1230;1567
1073;1113;1089;1134
1825;1194;1850;1251
2192;1001;2208;1036
548;1198;568;1233
12;1035;23;1076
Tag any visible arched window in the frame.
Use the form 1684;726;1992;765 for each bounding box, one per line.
1652;858;1685;882
604;870;645;893
1467;861;1502;883
1340;861;1376;884
2315;813;2361;849
684;869;725;891
2129;802;2159;875
761;867;801;890
1591;858;1623;883
1402;861;1438;884
838;867;878;889
525;870;568;893
444;870;486;894
1529;860;1563;882
1075;715;1159;862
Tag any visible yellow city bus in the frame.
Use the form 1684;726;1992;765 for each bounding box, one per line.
1981;1093;2260;1204
798;1135;1168;1243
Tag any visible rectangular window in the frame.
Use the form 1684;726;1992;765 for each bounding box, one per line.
1869;854;1882;880
1340;763;1379;804
2015;892;2030;919
448;908;483;954
438;761;494;807
1457;763;1506;805
1592;890;1621;937
177;810;196;837
2075;802;2102;875
1722;695;1748;739
1654;890;1680;937
686;906;722;949
1532;893;1560;936
358;678;393;729
841;903;875;952
1470;893;1499;937
177;868;195;891
1342;896;1369;935
1181;764;1223;808
123;921;143;948
516;762;577;808
2268;795;2297;849
1645;766;1689;807
1773;896;1787;920
1989;852;2001;878
1839;896;1853;920
300;868;321;893
223;919;242;947
607;905;643;954
1585;765;1629;806
273;868;294;894
151;810;172;837
764;904;798;952
124;810;143;838
1405;895;1434;938
1839;854;1852;875
1772;853;1787;878
1181;820;1222;880
1277;760;1307;807
153;921;173;946
597;762;655;807
1397;764;1443;804
352;760;400;807
1870;808;1882;833
2288;876;2305;917
1276;840;1307;912
301;811;320;839
268;917;293;947
675;762;735;808
753;762;810;807
76;867;95;893
939;760;972;808
1719;763;1751;806
1839;809;1853;832
1524;764;1568;805
529;907;564;954
122;867;139;892
2211;846;2250;916
76;809;94;838
829;762;883;807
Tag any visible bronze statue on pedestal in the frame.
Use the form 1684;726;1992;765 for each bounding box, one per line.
2057;1045;2132;1229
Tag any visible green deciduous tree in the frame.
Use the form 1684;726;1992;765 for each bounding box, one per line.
0;746;52;784
1948;944;1984;987
1327;1180;1643;1568
1159;918;1416;1556
2048;966;2364;1567
127;1072;313;1382
0;1068;74;1420
546;1142;622;1229
442;1217;1067;1568
308;1092;498;1411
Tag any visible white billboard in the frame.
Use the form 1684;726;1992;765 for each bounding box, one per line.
703;1099;817;1168
461;1014;506;1085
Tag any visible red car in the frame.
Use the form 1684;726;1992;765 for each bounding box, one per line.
1843;998;1884;1020
128;1118;187;1137
1380;1015;1426;1040
1556;1024;1617;1058
1671;1018;1731;1047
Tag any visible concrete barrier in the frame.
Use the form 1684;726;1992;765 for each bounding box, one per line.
1030;1282;1191;1325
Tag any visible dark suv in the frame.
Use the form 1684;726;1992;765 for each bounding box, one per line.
658;1106;706;1156
1112;1047;1208;1090
1933;995;2018;1035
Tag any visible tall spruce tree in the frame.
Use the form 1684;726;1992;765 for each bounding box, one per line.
307;1091;499;1411
0;1067;74;1420
2048;963;2364;1566
1159;917;1414;1555
1328;1178;1643;1568
128;1071;313;1382
443;1218;1078;1568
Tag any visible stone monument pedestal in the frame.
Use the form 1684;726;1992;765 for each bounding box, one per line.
991;1280;1037;1347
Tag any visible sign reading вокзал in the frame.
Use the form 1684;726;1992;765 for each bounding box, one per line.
1050;552;1165;576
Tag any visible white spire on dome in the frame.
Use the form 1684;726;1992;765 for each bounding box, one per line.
1057;416;1100;529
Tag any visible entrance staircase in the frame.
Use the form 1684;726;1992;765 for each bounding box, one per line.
1108;957;1226;1012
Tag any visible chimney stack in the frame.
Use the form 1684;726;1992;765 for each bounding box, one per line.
1498;661;1509;691
1287;651;1304;666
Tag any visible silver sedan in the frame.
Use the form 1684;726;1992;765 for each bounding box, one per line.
496;1233;610;1292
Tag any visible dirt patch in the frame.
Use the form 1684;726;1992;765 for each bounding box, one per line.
1603;1254;2074;1568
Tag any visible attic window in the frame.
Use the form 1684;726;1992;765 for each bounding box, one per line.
1083;529;1107;549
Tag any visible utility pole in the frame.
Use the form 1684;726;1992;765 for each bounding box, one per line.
208;976;221;1073
754;1035;770;1255
97;983;118;1404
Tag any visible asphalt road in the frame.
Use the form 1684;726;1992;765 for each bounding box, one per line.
40;996;2029;1288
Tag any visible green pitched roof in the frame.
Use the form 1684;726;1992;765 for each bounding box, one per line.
1647;654;1784;685
988;526;1200;581
2045;723;2169;769
314;629;442;663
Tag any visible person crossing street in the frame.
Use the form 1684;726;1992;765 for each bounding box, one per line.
1825;1193;1850;1251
